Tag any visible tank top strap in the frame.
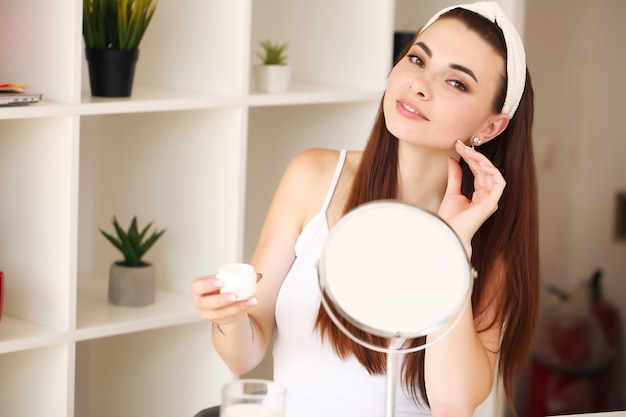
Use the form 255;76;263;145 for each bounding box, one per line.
320;150;347;213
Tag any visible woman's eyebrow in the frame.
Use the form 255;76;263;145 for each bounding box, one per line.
415;41;432;57
450;64;477;82
416;41;477;82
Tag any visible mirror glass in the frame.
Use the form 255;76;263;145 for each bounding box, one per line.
318;200;471;339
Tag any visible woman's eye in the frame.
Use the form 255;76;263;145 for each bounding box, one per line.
449;80;468;92
407;54;424;67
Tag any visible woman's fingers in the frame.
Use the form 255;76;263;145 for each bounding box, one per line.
191;275;257;323
454;140;506;203
190;275;222;295
440;141;507;255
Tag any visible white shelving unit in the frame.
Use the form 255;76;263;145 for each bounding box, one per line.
0;1;522;416
0;0;389;416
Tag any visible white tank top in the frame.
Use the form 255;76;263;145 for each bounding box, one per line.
273;150;431;417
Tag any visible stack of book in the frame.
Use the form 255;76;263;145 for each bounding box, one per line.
0;83;41;106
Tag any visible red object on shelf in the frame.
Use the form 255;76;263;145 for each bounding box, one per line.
522;270;624;416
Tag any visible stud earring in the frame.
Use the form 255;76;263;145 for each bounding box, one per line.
471;137;481;149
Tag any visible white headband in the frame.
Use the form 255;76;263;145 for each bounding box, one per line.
420;1;526;118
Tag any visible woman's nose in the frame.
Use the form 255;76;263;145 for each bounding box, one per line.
409;73;432;99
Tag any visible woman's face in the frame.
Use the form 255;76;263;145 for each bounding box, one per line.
383;17;506;150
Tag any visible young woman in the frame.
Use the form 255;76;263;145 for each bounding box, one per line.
191;2;539;416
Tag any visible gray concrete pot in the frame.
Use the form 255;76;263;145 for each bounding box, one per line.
108;261;155;306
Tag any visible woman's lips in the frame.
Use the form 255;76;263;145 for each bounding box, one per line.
396;99;429;121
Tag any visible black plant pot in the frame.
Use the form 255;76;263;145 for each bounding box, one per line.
86;48;139;97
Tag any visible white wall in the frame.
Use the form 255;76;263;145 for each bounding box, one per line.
394;0;524;34
527;0;626;401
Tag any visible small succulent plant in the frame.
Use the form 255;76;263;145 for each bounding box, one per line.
100;216;166;267
257;40;288;65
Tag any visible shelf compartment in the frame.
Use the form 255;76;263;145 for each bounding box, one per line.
80;0;251;97
0;344;71;417
75;323;233;417
251;0;392;90
78;109;246;296
0;118;75;331
1;0;80;103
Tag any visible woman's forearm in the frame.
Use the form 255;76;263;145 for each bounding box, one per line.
424;302;497;417
211;313;270;376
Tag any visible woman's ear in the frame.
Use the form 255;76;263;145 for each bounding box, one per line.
477;113;510;144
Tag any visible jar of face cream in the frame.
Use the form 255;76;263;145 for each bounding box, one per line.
217;263;257;300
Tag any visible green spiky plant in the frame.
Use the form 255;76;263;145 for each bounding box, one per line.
100;216;166;267
257;40;288;65
83;0;158;50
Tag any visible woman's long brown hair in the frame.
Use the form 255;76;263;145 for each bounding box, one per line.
315;8;539;414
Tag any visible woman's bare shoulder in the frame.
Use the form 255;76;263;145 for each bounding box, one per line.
289;148;361;177
281;148;345;189
288;148;342;172
280;148;346;220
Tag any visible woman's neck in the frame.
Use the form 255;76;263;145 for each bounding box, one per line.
396;147;452;213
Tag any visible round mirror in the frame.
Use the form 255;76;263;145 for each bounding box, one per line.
318;200;472;340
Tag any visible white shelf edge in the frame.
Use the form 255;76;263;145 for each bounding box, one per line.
0;101;76;120
0;315;68;355
73;310;203;342
0;83;383;120
75;278;205;341
78;85;242;116
0;286;207;354
247;82;383;107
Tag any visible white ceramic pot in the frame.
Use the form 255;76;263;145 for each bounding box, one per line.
108;261;155;306
254;65;291;93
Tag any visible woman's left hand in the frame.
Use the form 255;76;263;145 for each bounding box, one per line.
438;140;506;257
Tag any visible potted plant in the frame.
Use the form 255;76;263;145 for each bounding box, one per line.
254;40;291;93
100;216;166;306
83;0;158;97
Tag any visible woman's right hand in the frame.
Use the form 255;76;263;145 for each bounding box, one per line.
190;275;259;325
439;140;507;257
